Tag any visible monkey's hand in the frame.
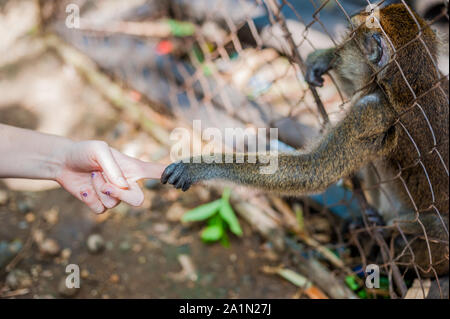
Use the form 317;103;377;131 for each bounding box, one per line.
161;161;195;191
306;48;335;87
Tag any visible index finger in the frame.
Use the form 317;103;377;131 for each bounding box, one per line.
135;162;166;180
94;143;129;189
101;182;144;207
109;148;165;181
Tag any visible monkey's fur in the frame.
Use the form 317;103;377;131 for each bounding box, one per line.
162;4;449;287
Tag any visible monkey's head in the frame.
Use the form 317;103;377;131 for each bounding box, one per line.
337;3;440;106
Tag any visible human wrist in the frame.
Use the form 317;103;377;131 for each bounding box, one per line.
47;136;74;182
0;125;75;181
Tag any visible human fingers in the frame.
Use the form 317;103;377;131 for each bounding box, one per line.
78;187;106;214
110;148;165;181
91;171;120;209
132;161;166;181
91;142;129;189
100;181;145;207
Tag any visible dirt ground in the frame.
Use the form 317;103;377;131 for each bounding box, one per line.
0;1;300;299
0;183;297;299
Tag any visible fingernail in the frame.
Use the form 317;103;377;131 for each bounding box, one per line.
105;191;111;196
82;192;88;198
117;177;129;189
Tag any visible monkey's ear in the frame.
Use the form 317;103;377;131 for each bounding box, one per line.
364;33;384;66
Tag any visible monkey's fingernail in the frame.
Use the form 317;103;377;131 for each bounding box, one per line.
82;192;88;198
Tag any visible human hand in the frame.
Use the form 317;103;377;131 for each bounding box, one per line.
55;140;165;214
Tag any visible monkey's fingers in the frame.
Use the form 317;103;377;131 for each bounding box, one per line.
306;67;325;87
161;162;193;191
161;163;178;184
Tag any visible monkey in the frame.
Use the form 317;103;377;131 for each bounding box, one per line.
161;4;449;290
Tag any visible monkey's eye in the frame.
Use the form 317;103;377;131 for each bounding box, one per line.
365;33;383;65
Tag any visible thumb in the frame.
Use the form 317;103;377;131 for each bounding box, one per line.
93;143;129;189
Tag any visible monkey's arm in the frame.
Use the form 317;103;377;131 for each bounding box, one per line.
162;94;397;193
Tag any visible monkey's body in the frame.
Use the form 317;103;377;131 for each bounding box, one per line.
162;4;449;289
318;5;450;276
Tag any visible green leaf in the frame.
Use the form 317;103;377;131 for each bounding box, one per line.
345;275;360;291
202;64;213;77
191;45;205;63
219;202;243;236
182;199;222;222
208;213;223;227
277;269;310;288
294;204;304;231
220;231;230;248
167;19;196;37
380;276;390;289
358;290;368;299
221;187;231;202
201;224;224;242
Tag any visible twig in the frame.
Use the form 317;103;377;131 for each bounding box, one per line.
0;288;30;298
79;20;195;38
44;34;172;147
285;237;357;299
262;266;329;299
270;196;300;232
233;201;285;251
5;219;40;273
270;196;348;271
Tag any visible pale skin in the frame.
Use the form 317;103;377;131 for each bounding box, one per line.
0;124;165;214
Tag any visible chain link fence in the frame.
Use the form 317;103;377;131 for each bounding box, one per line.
44;0;449;298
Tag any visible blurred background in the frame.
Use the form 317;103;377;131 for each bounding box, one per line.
0;0;448;299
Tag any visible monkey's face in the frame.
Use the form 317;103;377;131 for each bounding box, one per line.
349;11;391;69
336;4;438;101
333;30;385;95
353;28;393;89
333;12;393;93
